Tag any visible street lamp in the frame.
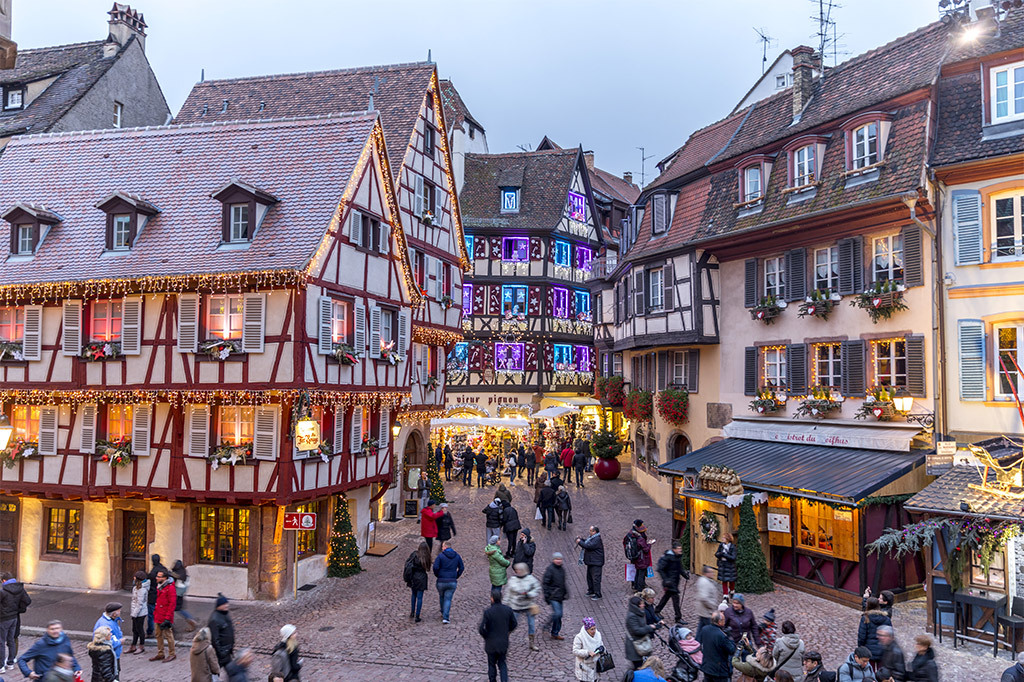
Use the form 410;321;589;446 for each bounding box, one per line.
391;424;401;439
0;414;11;451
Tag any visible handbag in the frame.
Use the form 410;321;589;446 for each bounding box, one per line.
567;512;573;524
634;634;654;657
529;603;540;616
596;651;615;673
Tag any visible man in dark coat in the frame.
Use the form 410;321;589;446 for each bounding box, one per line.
512;529;536;574
0;571;31;668
436;504;457;546
475;450;488;487
208;593;235;668
443;444;454;481
572;444;588;489
538;481;556;530
655;540;687;624
541;552;568;640
857;597;892;664
483;499;504;546
700;611;738;682
877;626;906;681
462;448;475;486
1002;652;1024;682
519;444;535;486
479;587;517;682
145;553;168;636
576;525;604;599
501;503;521;557
543;451;558;476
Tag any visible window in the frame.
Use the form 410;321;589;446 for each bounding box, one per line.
330;300;350;344
566;191;586;221
576;245;593;271
12;405;39;441
764;256;785;298
763;347;786;389
45;507;80;556
449;342;468;370
797;500;834;554
992;61;1024;123
613;353;623;376
501;188;520;213
423;126;435;156
15;224;32;255
815;343;842;388
996;323;1024;399
576;346;591;371
0;307;23;342
111;214;131;250
851;122;878;169
502;237;528;262
776;74;787;88
113;101;123;128
551;287;569;318
442;264;452;296
648;268;664;310
465;234;474;257
461;283;473;316
553;240;570;267
574;290;590;317
994;193;1024;259
743;165;763;202
362;215;383;254
413;252;425;288
229;204;249;242
494;342;524;371
501;285;528;315
381;309;396;344
91;300;123;342
295;502;320;558
875;339;907;387
419;181;433;218
553;344;575;369
219;406;255;446
792;145;816;186
295;406;323;456
198;507;250;565
872;235;904;282
206;294;243;340
814;246;839;292
672;351;688;386
971;548;1005;589
5;88;21;109
106;404;132;441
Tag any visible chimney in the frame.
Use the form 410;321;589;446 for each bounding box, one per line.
0;0;16;70
791;45;816;121
107;3;147;52
584;151;595;171
623;171;633;185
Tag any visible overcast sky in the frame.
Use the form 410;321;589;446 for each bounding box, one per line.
15;0;941;184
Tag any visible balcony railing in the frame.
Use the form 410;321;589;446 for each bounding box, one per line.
587;256;616;281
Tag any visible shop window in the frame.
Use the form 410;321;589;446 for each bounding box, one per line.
197;506;250;565
971;549;1005;589
797;500;834;554
814;343;841;388
45;507;80;556
295;501;321;558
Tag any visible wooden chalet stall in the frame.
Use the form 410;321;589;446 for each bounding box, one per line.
0;112;419;599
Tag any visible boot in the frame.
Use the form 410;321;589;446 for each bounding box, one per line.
529;634;539;651
125;645;136;655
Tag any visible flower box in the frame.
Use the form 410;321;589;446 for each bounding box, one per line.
0;341;24;362
421;211;434;226
200;339;243;361
605;376;625;407
624;389;653;422
331;344;362;365
424;375;439;392
854;386;899;421
97;437;133;468
798;290;841;321
657;387;690;426
851;281;908;324
750;296;786;325
81;341;122;361
1;439;37;469
749;387;783;414
209;441;252;469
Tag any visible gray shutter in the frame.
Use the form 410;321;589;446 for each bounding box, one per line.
744;346;758;396
785;249;806;302
614;284;621;324
79;403;97;454
744;258;757;307
21;305;42;361
901;225;923;287
840;340;866;397
652;194;666;233
686;349;699;393
837;237;864;295
657;351;668;390
318;296;333;355
241;293;266;353
786;344;807;394
633;270;645;316
120;296;142;355
624;278;632;318
952;190;983;266
958;319;985;401
131;404;151;457
905;334;926;397
663;262;674;311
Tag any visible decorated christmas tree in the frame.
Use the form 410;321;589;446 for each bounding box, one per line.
735;495;773;594
327;494;362;578
426;449;447;503
590;427;623;460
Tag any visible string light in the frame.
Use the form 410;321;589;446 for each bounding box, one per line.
0;388;409;409
411;326;463;347
429;73;471;274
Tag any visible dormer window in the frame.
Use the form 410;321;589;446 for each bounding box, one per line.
735;155;773;210
851;123;878;169
992;61;1024;123
743;166;762;202
211;179;278;246
229;204;249;242
792;145;816;186
111;215;131;250
841;113;892;175
651;193;669;234
501;187;520;213
95;191;159;252
4;87;22;110
3;204;61;257
783;136;828;193
15;224;33;255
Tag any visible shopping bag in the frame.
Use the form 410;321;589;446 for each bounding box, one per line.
647;566;655;578
535;508;543;520
625;563;637;582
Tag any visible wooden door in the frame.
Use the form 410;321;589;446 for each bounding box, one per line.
122;512;147;589
0;501;18;576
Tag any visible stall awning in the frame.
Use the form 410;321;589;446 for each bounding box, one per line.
532;406;579;419
659;437;925;503
723;417;919;452
431;417;531;429
556;397;602;407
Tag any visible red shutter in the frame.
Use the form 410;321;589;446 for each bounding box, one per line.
530;237;542;260
547;238;557;263
489;237;502;259
472;285;486;315
474;237;487;259
469;343;483;369
543;342;554;369
528;286;542;316
524;342;538;371
488;285;502;315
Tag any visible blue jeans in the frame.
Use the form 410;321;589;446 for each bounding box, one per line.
437;581;457;621
410;589;424;618
549;600;563;636
517;609;536;635
508;466;517;483
146;602;155;636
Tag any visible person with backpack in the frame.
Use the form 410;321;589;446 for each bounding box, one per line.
857;597;892;667
715;533;737;596
554;485;572;531
501;502;521;557
838;646;877;682
624;520;654;592
507;449;518;486
403;540;431;622
655;540;686;625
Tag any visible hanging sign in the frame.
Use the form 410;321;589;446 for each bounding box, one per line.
294;417;321;451
767;513;790;533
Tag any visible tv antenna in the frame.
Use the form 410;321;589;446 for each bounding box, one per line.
516;143;533;152
636;146;655;187
753;27;777;74
811;0;847;77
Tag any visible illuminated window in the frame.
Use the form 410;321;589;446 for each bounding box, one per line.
574;290;590;317
875;339;907;387
872;235;904;282
295;406;323;456
575;346;591;371
330;300;350;344
993;193;1024;260
502;237;529;262
793;145;816;186
566;191;586;221
501;285;528;315
45;507;80;556
295;502;321;558
552;287;569;318
0;307;24;342
814;246;839;292
576;246;593;271
763;347;786;389
229;204;249;242
462;283;473;317
206;294;243;340
91;300;123;342
449;342;468;370
501;188;520;213
465;234;474;256
992;61;1024;123
11;405;39;441
106;404;132;441
996;323;1024;399
743;165;762;202
218;406;254;446
197;507;250;565
554;240;570;267
553;344;574;369
815;343;842;388
797;500;834;554
764;256;785;298
494;343;524;371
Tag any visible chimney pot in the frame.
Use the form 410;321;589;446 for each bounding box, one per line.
623;171;633;185
791;45;817;121
108;3;147;52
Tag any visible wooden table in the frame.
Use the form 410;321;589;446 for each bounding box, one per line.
954;591;1006;646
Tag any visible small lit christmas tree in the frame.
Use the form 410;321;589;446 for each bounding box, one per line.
735;495;773;594
590;427;623;461
327;494;362;578
426;448;447;503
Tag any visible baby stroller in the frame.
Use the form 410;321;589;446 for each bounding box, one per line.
655;625;701;682
484;461;501;486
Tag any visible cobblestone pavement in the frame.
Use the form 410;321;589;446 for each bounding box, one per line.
23;463;1014;680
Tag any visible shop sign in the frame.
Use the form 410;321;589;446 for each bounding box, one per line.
283;512;316;531
767;513;790;533
834;509;853;523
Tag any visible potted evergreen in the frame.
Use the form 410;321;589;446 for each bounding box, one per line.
590;427;623;480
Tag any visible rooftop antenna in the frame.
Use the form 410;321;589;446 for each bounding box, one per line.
636;146;654;187
753;27;777;73
200;68;204;83
516;143;533;152
810;0;846;79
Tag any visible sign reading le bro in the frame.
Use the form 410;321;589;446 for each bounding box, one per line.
283;512;316;531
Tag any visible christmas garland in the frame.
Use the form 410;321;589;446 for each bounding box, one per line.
699;510;720;543
1;438;36;469
199;339;242;361
97;437;132;468
209;441;252;469
858;493;916;508
850;280;908;324
81;341;122;361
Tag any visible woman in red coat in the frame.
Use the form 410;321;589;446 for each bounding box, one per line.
560;444;575;485
420;503;444;552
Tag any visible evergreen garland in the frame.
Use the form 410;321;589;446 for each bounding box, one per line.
679;521;691;572
426;450;447;504
327;494;362;578
857;493;916;508
735;495;774;594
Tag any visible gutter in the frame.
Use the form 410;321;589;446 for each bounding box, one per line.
903;505;1024;524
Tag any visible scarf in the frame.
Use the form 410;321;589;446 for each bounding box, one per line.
576;625;603;654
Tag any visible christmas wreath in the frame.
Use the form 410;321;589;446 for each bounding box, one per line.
657;387;689;426
699;511;721;543
424;375;440;392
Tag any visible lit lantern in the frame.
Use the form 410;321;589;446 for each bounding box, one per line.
0;413;11;451
893;394;914;414
294;416;321;452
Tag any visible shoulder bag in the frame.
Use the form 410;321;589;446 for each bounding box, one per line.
596;651;615;673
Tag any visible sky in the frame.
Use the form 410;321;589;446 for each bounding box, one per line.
13;0;942;184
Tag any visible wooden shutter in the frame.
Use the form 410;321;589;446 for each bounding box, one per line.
744;346;758;396
434;258;444;297
785;249;806;302
412;343;422;383
79;403;97;454
38;406;58;456
120;296;142;355
253;405;279;460
187;405;210;457
652;194;666;233
840;340;866;397
786;344;807;395
420;344;430;379
379;220;389;255
768;504;791;547
434;184;444;220
952;190;983;265
348;209;362;247
958;319;985;401
398;309;410;359
379;408;390;449
318;296;333;355
837;237;864;296
744;259;757;307
906;334;926;397
663;262;674;311
614;284;621;324
901;225;924;287
414;176;424;216
21;304;42;361
176;294;199;353
131;404;151;457
369;305;381;358
425;256;437;299
241;293;266;353
350;406;363;453
624;278;632;318
333;408;346;454
686;349;699;392
633;270;645;316
657;351;669;390
353;302;366;353
61;300;82;356
832;507;859;562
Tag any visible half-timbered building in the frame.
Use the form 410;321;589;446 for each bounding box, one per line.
0;112;418;599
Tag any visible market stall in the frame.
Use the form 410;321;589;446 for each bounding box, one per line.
429;416;532;482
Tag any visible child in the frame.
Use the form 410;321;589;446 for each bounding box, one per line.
758;608;777;651
675;627;702;666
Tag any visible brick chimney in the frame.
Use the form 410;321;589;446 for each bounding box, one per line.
791;45;816;120
623;171;633;185
0;0;16;70
107;3;147;51
584;151;595;171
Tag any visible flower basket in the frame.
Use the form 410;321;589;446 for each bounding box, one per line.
0;438;36;469
749;387;782;414
699;511;721;543
750;296;786;325
200;339;243;361
360;434;380;457
604;376;625;407
379;341;402;366
331;343;362;365
593;376;606;400
81;341;122;361
798;289;840;320
657;387;690;426
850;281;908;324
209;441;252;469
854;385;898;421
794;385;842;418
421;211;434;226
97;437;133;468
424;375;439;392
623;389;653;422
439;295;455;310
0;341;24;362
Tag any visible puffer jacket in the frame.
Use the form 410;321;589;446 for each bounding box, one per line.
502;505;521;533
771;633;805;680
485;543;510;586
909;647;937;682
87;641;117;682
857;609;892;659
130;579;150;618
0;580;31;621
554;490;572;511
624;599;656;664
513;535;536;573
837;652;876;682
483;502;504;528
715;542;738;582
502;573;540;612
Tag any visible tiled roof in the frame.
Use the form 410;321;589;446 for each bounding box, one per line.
0;39;126;137
438;78;483;135
629;176;712;260
644;110;748;190
0;114;378;286
947;7;1024;62
460;149;579;230
590;166;640;205
175;61;435;174
905;466;1024;521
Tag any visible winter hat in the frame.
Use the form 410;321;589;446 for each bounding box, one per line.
440;503;449;508
280;624;297;642
489;535;500;545
732;593;745;605
633;519;644;528
494;498;502;505
762;608;776;623
552;552;564;560
133;570;147;581
215;593;229;607
521;528;531;539
104;602;122;614
679;627;693;639
582;617;597;629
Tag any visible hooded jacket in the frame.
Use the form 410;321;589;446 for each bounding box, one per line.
208;607;236;666
92;612;123;659
771;632;805;680
403;551;429;592
554;489;572;511
270;641;301;682
624;599;657;663
86;640;117;682
503;572;541;611
19;632;80;676
656;549;685;592
541;561;568;603
130;579;150;618
483;501;504;528
572;449;588;469
544;453;558;471
190;638;221;682
857;609;892;659
485;543;511;586
627;528;653;568
1001;663;1024;682
838;652;877;682
420;506;443;538
732;651;775;682
513;531;536;572
495;486;512;505
0;580;31;621
432;547;465;583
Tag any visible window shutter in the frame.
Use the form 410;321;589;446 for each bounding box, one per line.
906;334;926;397
434;258;444;297
398;308;410;359
832;508;859;562
187;405;210;457
131;404;151;457
837;237;864;295
663;263;674;311
840;340;866;397
369;305;381;358
786;344;807;395
425;256;437;299
38;406;58;456
21;304;42;361
350;406;363;453
785;249;807;302
176;294;199;353
624;278;632;318
958;319;985;401
349;209;362;247
901;224;924;287
333;408;346;454
253;405;279;460
120;296;142;355
434;184;444;221
420;344;430;379
952;190;983;265
412;343;422;382
744;346;757;396
686;349;700;393
657;351;669;390
614;284;622;324
652;194;666;233
633;270;645;316
61;300;82;356
379;408;390;449
353;302;366;353
379;221;389;255
744;259;757;307
318;296;333;355
414;176;424;216
241;293;266;353
79;403;97;454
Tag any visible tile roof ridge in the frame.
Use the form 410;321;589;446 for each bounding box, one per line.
822;19;948;77
192;60;435;86
655;107;753;169
468;149;576;159
16;39;106;54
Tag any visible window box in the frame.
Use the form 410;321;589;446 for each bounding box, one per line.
850;281;907;324
96;437;133;469
424;375;440;392
749;387;783;414
797;289;841;320
0;340;24;362
656;387;690;426
1;438;37;468
360;434;380;457
199;338;244;361
793;386;843;419
750;296;786;324
330;343;362;365
854;386;898;421
378;342;402;366
439;294;455;310
604;376;625;407
623;389;653;422
421;211;434;226
209;441;253;469
80;341;123;361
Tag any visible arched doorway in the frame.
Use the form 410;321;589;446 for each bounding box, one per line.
670;433;691;461
403;430;427;501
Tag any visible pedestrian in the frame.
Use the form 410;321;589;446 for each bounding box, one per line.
87;626;118;682
444;444;453;481
127;571;148;655
561;442;575;484
908;635;936;682
550;469;565;491
639;588;661;627
171;559;199;631
0;570;30;672
432;539;465;624
624;519;654;592
624;595;658;670
759;609;777;651
538;481;556;530
190;627;220;682
572;443;588;489
522;443;536;486
150;569;177;662
223;649;254;682
495;483;512;506
504;562;542;651
513;528;536;574
723;594;759;646
435;442;444;472
486;535;511;587
772;620;805;681
483;498;504;545
700;611;737;682
1002;651;1024;682
436;503;457;547
776;672;796;682
838;646;877;682
554;485;572;531
544;450;559;477
576;525;605;600
715;533;737;596
501;501;522;557
476;449;488;487
633;657;670;681
533;469;548;517
270;625;301;682
18;620;80;679
541;552;568;641
92;602;124;668
857;597;892;666
654;539;686;625
732;642;775;682
38;652;75;682
403;540;431;622
462;447;475;486
421;500;444;551
416;470;430;507
572;617;603;682
146;553;168;637
479;587;517;682
694;565;720;641
507;449;518;486
877;625;906;681
208;592;235;671
863;588;895;619
803;650;837;682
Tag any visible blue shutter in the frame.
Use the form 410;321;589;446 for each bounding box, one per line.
952;190;983;266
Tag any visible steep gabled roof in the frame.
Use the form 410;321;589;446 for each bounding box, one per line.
438;78;484;135
589;166;640;205
644;110;748;190
460;149;579;230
